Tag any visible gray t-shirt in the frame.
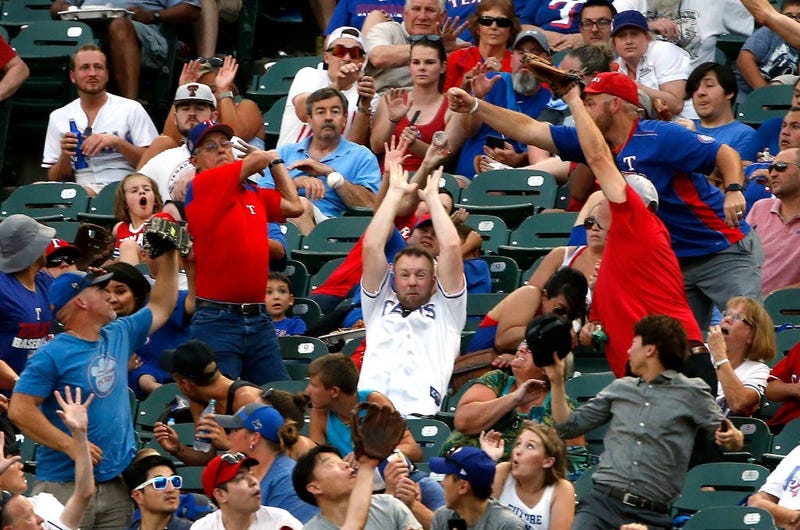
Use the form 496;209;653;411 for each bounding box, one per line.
431;500;525;530
303;494;421;530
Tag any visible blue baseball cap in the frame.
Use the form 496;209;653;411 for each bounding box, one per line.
429;446;495;491
611;10;649;36
49;271;113;315
213;403;283;442
186;120;233;155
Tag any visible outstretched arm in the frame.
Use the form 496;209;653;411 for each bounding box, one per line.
362;162;417;292
419;167;464;294
740;0;800;48
55;387;96;530
146;250;180;335
447;87;557;153
562;86;627;204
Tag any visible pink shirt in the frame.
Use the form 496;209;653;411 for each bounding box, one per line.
747;198;800;297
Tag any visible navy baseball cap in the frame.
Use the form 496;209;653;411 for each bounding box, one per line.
611;10;649;36
214;403;283;442
429;446;496;491
49;271;113;315
186;120;233;155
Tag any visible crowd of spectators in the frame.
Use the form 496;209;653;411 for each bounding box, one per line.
6;0;800;528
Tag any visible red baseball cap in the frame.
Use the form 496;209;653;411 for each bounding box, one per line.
201;453;259;498
584;72;640;107
45;239;80;260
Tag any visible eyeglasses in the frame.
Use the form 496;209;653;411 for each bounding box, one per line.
198;140;232;153
784;13;800;21
551;306;569;317
583;216;605;230
47;256;76;268
477;15;513;28
82;126;92;137
722;310;754;327
135;475;183;491
326;44;365;59
197;56;224;68
516;340;529;351
579;18;612;29
409;34;442;44
768;161;800;173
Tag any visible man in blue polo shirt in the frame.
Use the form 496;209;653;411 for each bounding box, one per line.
447;71;762;330
273;87;382;235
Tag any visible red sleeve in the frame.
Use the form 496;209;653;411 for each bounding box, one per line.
770;345;800;382
258;187;286;223
0;37;16;70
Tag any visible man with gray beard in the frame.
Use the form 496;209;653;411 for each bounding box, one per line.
453;29;553;182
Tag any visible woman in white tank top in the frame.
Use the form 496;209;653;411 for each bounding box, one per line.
481;423;574;530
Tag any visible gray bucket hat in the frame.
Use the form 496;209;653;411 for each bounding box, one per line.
0;215;56;273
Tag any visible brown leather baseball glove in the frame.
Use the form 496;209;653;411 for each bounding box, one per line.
521;52;585;98
350;402;406;462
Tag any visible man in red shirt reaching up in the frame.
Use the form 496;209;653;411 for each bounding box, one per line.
184;121;303;385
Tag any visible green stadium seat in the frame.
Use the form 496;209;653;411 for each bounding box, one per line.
457;170;559;228
463;214;509;254
497;212;577;270
292;217;371;274
480;255;520;293
263;95;287;150
682;506;775;530
247;56;322;110
737;84;795;128
765;288;800;327
1;182;90;221
673;462;769;515
278;335;329;380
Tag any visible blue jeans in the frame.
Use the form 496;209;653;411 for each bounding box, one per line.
190;307;288;385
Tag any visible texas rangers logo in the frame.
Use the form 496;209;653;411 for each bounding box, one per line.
87;353;117;397
783;467;800;498
697;134;715;144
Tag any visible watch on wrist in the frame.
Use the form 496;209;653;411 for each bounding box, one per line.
219;90;234;100
724;183;744;193
152;10;161;22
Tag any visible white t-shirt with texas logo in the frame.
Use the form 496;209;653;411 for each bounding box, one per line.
762;446;800;508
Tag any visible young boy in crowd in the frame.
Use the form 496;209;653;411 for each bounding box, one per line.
267;272;307;337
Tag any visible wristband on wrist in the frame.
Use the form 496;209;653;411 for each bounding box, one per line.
219;90;234;100
268;158;284;168
469;97;480;115
713;358;730;370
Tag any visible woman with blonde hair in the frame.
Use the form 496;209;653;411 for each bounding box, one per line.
708;296;776;416
481;422;575;530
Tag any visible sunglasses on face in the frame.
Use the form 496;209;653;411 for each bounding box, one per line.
409;34;442;44
768;161;800;173
579;18;612;29
477;15;513;28
135;475;183;491
47;256;76;268
583;216;605;230
326;44;365;59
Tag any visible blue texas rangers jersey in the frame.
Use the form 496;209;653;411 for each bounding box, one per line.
550;119;750;258
0;271;52;378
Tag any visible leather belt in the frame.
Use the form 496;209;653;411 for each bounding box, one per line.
197;298;266;315
594;483;670;514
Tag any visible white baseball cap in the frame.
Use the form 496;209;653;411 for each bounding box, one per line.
173;83;217;109
326;26;364;48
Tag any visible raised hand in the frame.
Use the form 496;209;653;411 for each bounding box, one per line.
215;55;238;92
384;88;411;124
179;59;202;85
383;135;412;169
54;386;94;435
447;87;476;114
387;162;417;196
479;429;505;461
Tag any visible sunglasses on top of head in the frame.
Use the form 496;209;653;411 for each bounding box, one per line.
477;15;513;28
